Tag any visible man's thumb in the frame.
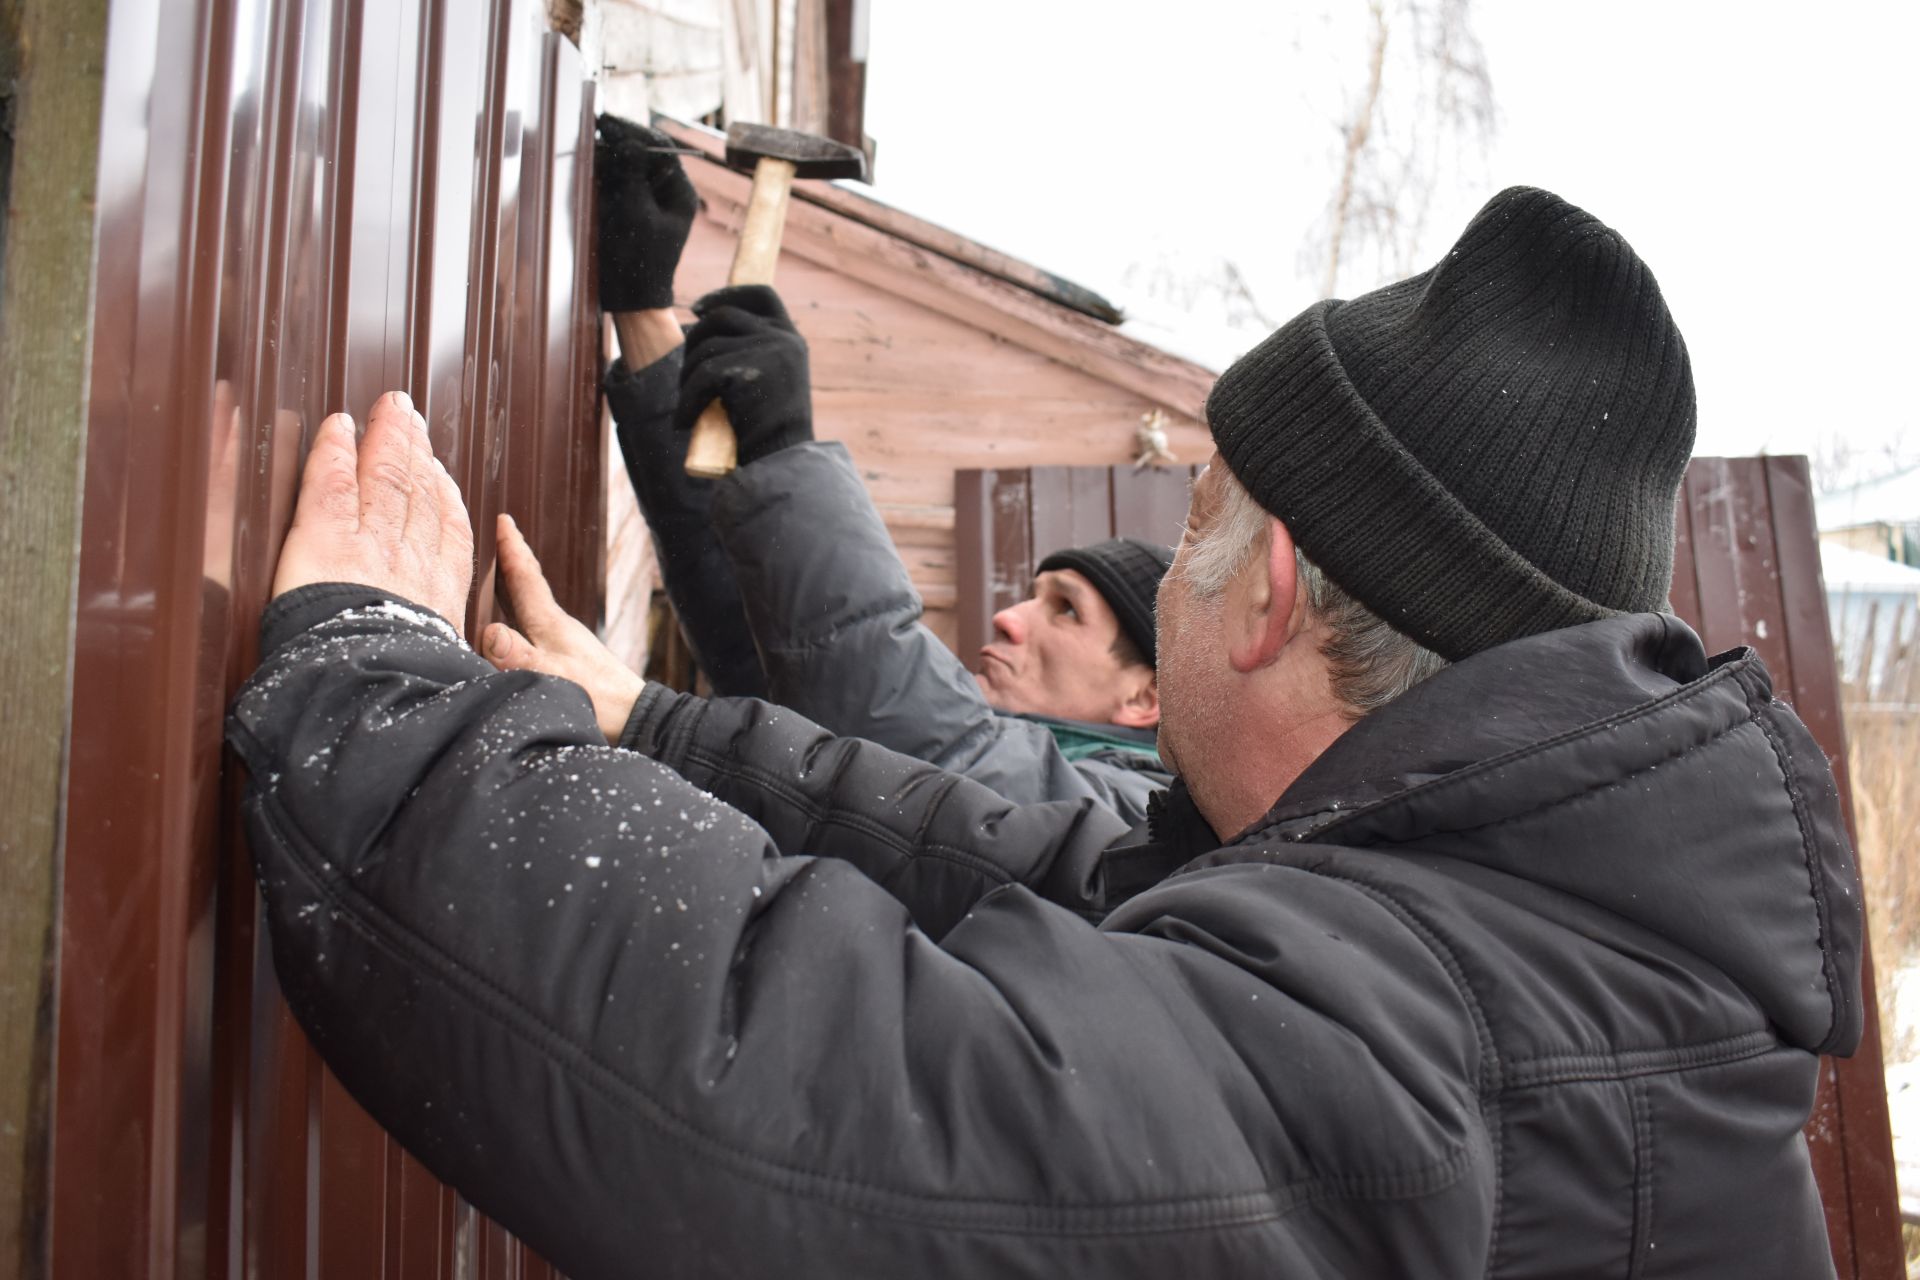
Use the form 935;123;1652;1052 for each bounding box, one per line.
483;622;540;673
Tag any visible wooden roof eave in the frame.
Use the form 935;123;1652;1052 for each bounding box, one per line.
654;117;1217;422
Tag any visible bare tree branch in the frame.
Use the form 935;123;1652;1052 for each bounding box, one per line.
1311;0;1496;299
1323;0;1390;299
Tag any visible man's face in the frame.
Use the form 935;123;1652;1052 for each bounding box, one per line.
1153;457;1235;781
975;568;1152;725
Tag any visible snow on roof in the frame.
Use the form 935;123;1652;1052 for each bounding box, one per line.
1817;463;1920;531
1821;541;1920;592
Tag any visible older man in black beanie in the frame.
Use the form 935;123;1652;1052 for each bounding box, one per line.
228;185;1860;1279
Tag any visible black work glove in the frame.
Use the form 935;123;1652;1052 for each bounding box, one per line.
595;114;698;311
674;285;814;466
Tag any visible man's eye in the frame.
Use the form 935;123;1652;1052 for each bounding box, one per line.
1059;601;1078;621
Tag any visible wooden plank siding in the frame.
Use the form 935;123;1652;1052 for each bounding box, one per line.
954;455;1903;1279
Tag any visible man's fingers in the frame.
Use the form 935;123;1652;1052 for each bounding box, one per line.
595;112;660;150
494;513;563;638
396;399;445;554
294;413;360;528
434;455;473;561
357;391;425;538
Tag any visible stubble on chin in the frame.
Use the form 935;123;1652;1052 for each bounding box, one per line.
1155;599;1229;788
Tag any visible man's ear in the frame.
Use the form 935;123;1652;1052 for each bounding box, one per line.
1110;672;1160;729
1227;516;1299;674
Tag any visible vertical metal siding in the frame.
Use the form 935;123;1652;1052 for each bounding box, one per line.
54;0;595;1274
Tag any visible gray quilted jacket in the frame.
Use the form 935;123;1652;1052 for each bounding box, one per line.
608;357;1168;826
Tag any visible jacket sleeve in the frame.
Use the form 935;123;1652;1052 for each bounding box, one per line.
226;585;1493;1280
606;351;767;698
710;441;1159;821
616;681;1135;929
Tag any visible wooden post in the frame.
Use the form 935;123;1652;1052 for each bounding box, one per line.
0;0;110;1275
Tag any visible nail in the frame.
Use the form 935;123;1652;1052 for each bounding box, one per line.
393;390;414;413
486;627;509;658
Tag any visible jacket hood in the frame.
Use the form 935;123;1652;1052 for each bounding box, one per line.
1244;612;1863;1057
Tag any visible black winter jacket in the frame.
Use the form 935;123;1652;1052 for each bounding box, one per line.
228;587;1861;1279
607;358;1171;825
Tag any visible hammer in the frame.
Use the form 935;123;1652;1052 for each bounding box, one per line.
683;123;870;478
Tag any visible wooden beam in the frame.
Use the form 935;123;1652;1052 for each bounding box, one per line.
0;0;110;1275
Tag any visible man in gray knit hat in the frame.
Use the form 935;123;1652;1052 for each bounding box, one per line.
231;185;1860;1277
535;118;1175;827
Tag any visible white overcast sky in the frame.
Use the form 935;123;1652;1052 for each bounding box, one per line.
861;1;1919;469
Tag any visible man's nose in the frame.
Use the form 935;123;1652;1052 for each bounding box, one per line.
992;603;1028;645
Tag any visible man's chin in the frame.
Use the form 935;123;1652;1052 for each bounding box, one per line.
978;670;1032;717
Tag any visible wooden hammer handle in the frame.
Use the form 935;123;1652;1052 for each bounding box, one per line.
685;156;799;479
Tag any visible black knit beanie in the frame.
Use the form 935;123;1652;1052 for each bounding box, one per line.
1206;186;1696;661
1037;537;1176;668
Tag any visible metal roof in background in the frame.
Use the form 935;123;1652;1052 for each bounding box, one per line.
1819;463;1920;532
54;0;598;1273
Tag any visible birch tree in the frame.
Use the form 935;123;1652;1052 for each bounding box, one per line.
1313;0;1495;299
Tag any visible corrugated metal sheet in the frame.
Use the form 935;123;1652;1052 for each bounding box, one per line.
53;0;597;1273
957;456;1904;1279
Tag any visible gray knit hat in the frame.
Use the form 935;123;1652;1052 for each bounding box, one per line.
1206;186;1695;661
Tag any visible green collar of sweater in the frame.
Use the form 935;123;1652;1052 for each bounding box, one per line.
1019;714;1163;765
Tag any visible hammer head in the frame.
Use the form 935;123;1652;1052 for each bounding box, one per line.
724;123;870;183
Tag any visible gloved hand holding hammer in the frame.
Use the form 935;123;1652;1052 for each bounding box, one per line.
594;115;863;695
673;285;815;467
595;114;769;697
597;116;816;469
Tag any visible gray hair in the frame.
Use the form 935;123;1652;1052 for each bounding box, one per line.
1179;468;1447;718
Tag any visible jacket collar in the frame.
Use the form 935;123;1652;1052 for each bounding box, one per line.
1017;712;1164;766
1157;612;1863;1058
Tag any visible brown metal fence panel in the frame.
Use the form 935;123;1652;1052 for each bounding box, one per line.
53;0;595;1274
1675;457;1903;1278
956;457;1904;1278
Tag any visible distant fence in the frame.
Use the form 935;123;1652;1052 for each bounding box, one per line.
1833;592;1920;710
